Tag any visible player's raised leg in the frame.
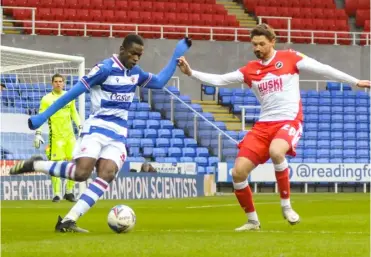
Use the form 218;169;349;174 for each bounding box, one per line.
269;137;300;225
232;157;260;231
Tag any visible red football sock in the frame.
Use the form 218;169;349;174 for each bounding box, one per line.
234;185;255;213
275;168;290;199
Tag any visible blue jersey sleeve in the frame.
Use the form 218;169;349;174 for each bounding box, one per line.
81;63;110;89
136;66;154;88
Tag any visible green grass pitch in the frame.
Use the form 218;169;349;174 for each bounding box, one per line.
1;193;369;257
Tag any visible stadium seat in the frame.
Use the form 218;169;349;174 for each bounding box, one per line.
168;147;182;158
180;157;193;163
196;147;209;157
147;120;160;129
156;138;170;148
195;157;208;167
144;129;157;138
140;138;154;148
183;148;196;157
172;129;185;138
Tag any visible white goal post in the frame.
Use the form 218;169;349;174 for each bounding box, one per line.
0;45;86;200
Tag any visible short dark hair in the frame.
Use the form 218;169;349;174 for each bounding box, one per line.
1;83;6;88
250;24;276;41
52;73;64;83
122;34;144;49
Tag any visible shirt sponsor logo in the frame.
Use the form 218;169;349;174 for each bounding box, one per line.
257;77;283;96
110;93;133;102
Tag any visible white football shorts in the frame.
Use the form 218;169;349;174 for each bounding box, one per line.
73;133;127;171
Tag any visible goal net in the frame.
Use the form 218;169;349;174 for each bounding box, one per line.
0;45;86;200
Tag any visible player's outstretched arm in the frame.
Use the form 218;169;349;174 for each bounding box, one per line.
28;65;109;130
296;52;370;89
177;56;244;86
142;37;192;89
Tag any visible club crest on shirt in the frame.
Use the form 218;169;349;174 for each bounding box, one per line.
275;61;283;69
87;66;100;78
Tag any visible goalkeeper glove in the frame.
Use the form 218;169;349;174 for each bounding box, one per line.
34;131;45;149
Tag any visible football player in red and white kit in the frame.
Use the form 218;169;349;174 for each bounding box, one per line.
177;24;370;231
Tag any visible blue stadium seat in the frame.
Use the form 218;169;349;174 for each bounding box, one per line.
174;112;188;121
306;106;319;114
140;138;154;148
128;129;143;138
176;121;187;129
357;158;370;163
357;141;369;149
331;114;343;123
356;98;369;107
196;147;209;157
197;130;212;140
239;131;247;140
221;96;231;106
179;95;192;104
142;147;153;158
357;150;369;158
166;86;180;95
344;132;356;140
357;132;369;140
170;138;184;148
190;104;202;112
180;157;194;162
127;138;141;148
183;148;196;157
356;115;368;123
356;106;369;115
356;91;369;99
317;149;330;158
164;157;178;163
172;129;185;138
318;123;330;131
208;156;220;166
158;129;171;138
219;88;233;98
128;112;135;120
184;138;198;148
306;114;318;123
330;158;343;163
201;112;215;121
330;149;343;159
330;91;344;98
223;139;236;148
153;148;167;158
132;120;146;129
305;123;317;131
331;140;343;149
214;122;226;130
307;90;319;98
343;91;356;98
344;140;356;149
148;112;161;120
306;97;319;106
304;140;316;148
318;106;330;114
344;149;356;158
152;95;166;103
344;123;356;132
156;138;170;148
290;157;302;163
147;120;160;129
129;103;137;111
233;88;245;97
344;114;356;123
331;106;343;114
210;139;219;148
343;158;356;163
318;98;331;106
319;91;330;98
343;98;356;106
316;158;329;163
197;166;206;174
300;90;307;98
244;96;257;105
206;166;216;174
331;98;343;106
195;157;208;167
160;120;174;129
225;131;239;140
356;123;369;132
222;148;238;160
304;149;316;158
144;129;157;138
305;131;317;140
303;158;316;163
200;139;211;147
330;131;343;140
168;147;182;157
231;96;243;105
128;147;141;157
317;131;330;140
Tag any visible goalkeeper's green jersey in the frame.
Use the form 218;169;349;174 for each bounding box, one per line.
37;91;81;140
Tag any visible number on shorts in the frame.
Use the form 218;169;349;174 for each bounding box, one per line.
281;124;297;136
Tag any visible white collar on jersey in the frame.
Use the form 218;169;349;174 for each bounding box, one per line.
260;50;277;66
111;54;128;71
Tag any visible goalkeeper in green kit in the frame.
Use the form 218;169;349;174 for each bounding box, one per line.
35;74;82;202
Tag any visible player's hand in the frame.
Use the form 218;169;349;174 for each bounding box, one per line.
177;56;192;76
356;80;371;88
78;125;83;137
34;132;45;149
173;37;192;58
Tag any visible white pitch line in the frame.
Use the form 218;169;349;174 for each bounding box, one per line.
135;229;369;235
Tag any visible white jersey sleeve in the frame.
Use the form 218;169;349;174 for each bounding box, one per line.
296;54;359;86
190;70;244;86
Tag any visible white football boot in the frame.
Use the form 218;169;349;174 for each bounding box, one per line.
282;206;300;225
235;220;261;231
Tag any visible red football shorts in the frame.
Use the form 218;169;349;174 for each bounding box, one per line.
237;119;303;166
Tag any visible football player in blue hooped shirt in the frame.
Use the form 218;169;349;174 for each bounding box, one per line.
10;34;192;233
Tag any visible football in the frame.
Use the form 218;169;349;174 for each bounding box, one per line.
107;205;136;233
